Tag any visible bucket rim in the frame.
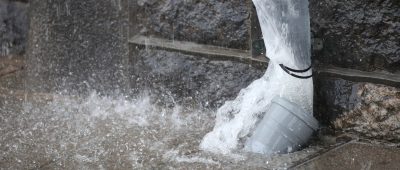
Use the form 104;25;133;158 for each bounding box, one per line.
271;96;319;130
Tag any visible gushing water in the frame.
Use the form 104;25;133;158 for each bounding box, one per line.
0;90;319;169
200;0;314;154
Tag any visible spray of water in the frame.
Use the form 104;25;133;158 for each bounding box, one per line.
1;89;319;169
200;0;313;154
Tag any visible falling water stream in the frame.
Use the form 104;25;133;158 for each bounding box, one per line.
201;0;313;154
0;0;322;169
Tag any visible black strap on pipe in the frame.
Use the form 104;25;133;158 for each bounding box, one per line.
282;64;312;73
279;64;313;79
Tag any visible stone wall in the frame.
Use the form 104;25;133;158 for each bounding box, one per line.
314;75;400;140
310;0;400;133
334;83;400;141
129;0;263;107
0;0;28;57
130;48;264;108
130;0;252;50
310;0;400;72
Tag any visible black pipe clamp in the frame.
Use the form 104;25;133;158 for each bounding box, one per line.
279;64;313;79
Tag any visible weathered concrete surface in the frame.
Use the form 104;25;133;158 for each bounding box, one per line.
315;76;400;141
310;0;400;72
295;142;400;170
27;0;130;95
130;47;265;108
130;0;251;50
0;0;28;57
334;84;400;141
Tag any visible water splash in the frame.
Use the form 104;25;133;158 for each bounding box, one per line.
200;0;313;154
0;90;319;169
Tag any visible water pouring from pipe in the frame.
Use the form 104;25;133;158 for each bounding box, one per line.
200;0;317;154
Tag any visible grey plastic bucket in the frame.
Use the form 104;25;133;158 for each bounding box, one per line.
244;96;318;155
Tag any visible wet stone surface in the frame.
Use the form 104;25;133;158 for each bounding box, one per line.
314;77;362;125
334;83;400;142
310;0;400;72
130;48;265;109
130;0;251;50
315;76;400;142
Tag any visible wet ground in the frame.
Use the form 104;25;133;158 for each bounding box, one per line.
1;59;399;169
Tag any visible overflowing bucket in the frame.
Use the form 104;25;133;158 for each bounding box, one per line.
245;96;318;155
